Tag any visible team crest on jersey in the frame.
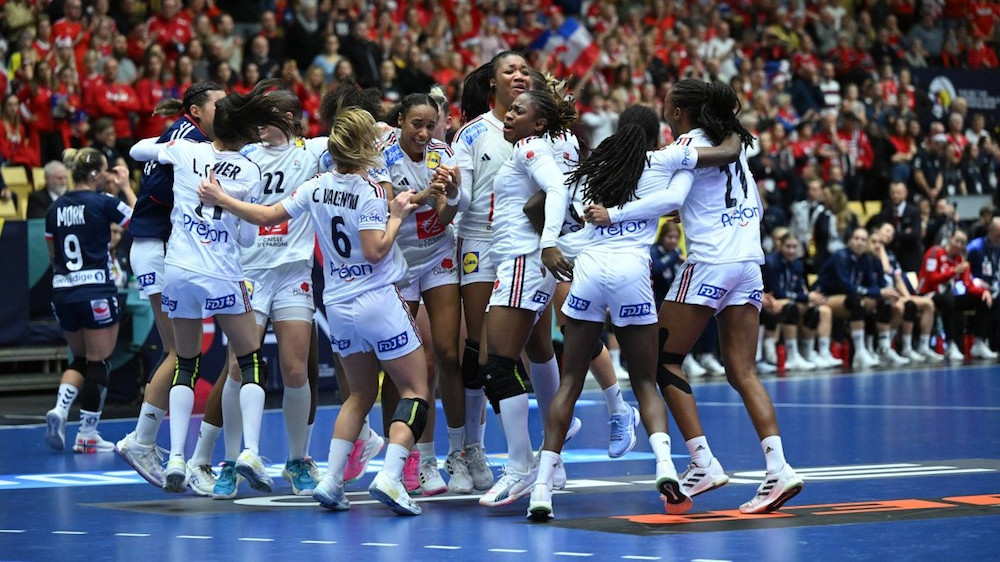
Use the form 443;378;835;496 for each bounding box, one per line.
416;209;446;239
426;151;441;170
463;252;480;274
696;284;728;300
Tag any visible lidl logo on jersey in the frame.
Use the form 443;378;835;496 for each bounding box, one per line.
595;220;649;237
567;295;591;311
333;262;374;281
182;213;230;244
205;294;237;311
620;303;652;317
377;332;409;353
720;204;761;228
426;151;441;170
330;336;351;350
696;284;728;300
137;272;156;287
463;252;479;274
532;291;551;305
416;209;446;239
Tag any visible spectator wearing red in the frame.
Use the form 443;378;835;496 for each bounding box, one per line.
52;0;86;52
232;61;261;95
78;50;105;118
52;65;84;149
300;65;325;138
965;34;998;68
969;0;1000;39
33;15;54;64
17;61;61;164
93;58;139;151
0;93;41;168
89;16;117;63
147;0;192;62
134;52;172;139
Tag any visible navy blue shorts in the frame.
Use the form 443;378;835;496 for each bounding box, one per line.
52;296;121;332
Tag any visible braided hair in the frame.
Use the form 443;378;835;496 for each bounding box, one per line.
568;104;659;209
671;79;754;147
518;73;578;139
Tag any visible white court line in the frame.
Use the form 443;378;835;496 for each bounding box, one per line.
115;533;150;537
52;531;86;535
555;552;594;557
239;537;275;542
177;535;212;540
490;548;528;553
622;557;661;561
361;542;397;547
425;545;462;549
0;529;26;533
301;540;336;544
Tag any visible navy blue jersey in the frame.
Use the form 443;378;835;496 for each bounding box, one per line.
967;236;1000;294
817;248;881;297
651;245;683;303
763;252;809;302
46;190;132;304
129;115;210;240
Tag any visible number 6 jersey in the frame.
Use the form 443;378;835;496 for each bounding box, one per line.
281;171;409;305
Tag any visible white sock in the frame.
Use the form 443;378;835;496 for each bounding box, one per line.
221;377;243;460
919;334;931;350
447;425;464;455
528;358;560;422
761;435;787;473
168;385;195;458
282;383;311;459
239;383;266;454
850;329;865;354
763;337;777;361
609;347;622;368
602;382;629;415
79;409;101;434
649;432;672;464
818;336;832;356
801;338;815;357
191;421;221;465
464;388;485;446
536;450;560;486
877;331;891;353
685;435;713;467
416;441;435;462
304;422;314;457
383;443;410;480
901;332;914;352
786;342;801;361
498;394;533;473
54;383;78;417
325;437;354;485
357;417;372;441
135;402;166;446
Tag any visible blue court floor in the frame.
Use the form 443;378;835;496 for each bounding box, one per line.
1;363;998;561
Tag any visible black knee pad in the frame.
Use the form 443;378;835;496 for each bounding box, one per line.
903;300;918;322
846;294;865;321
462;338;482;389
804;306;821;330
79;359;111;412
591;340;605;361
238;349;267;388
761;310;778;331
659;327;670;349
391;397;430;441
656;362;693;395
149;351;171;383
780;302;800;324
876;301;894;324
172;354;201;388
68;356;87;375
481;354;528;414
85;359;111;387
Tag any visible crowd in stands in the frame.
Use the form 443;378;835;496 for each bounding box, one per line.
2;0;999;366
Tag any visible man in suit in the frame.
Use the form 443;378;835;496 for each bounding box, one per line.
26;161;70;219
871;181;923;272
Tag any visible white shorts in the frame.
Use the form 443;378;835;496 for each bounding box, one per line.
245;261;316;319
324;284;423;360
562;250;657;327
161;264;253;319
399;241;459;301
130;238;167;297
487;253;557;314
459;237;497;286
665;261;764;314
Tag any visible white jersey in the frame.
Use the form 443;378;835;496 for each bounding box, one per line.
281;171;408;305
490;136;569;263
240;138;326;269
560;144;698;256
382;132;457;265
676;129;764;265
452;111;510;241
548;131;586;236
160;139;263;281
315;135;391;185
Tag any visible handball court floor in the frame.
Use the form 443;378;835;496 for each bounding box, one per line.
1;362;998;561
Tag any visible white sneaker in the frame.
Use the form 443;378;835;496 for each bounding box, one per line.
368;471;421;515
186;459;216;496
313;477;350;511
756;360;778;374
418;458;448;496
44;409;66;451
784;355;816;372
903;348;926;362
852;347;879;370
73;431;115;453
162;456;188;493
465;444;494;491
880;347;911;367
699;354;726;376
479;465;536;507
739;464;804;514
235;449;273;492
115;431;165;487
971;340;999;360
526;482;554;521
564;416;583;443
656;460;692;514
552;454;567;490
814;352;841;369
946;342;965;362
678;457;729;498
917;345;945;363
607;405;640;458
444;450;474;494
682;355;707;378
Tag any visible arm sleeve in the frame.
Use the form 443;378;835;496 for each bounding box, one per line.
129;137;165;162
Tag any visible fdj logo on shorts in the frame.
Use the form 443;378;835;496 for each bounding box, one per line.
567;295;591;311
161;295;178;312
463;252;479;274
696;284;728;300
532;291;551;305
377;332;409;353
182;213;230;244
749;290;763;302
619;303;652;317
137;272;156;287
205;294;237;310
330;337;351;350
